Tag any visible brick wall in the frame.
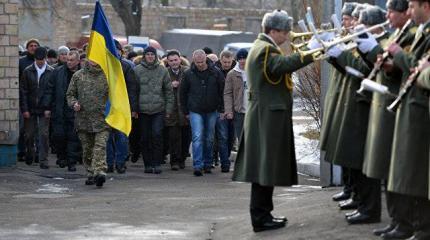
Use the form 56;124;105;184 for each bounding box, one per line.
0;0;19;166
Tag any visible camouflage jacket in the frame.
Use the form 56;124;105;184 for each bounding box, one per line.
134;59;174;114
66;64;110;133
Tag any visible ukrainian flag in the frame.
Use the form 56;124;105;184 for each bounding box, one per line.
87;1;131;136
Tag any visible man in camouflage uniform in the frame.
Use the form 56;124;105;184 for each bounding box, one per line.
66;60;110;188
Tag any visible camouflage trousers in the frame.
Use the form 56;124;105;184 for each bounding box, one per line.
78;130;109;176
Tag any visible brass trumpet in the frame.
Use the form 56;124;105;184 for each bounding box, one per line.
298;20;390;61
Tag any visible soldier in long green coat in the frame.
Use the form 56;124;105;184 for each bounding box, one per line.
361;1;416;237
321;2;358;202
416;63;430;201
327;5;390;225
386;0;430;238
232;10;314;232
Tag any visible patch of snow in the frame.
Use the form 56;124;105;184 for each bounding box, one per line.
293;124;320;165
36;184;69;193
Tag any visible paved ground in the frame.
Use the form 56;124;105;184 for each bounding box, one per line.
0;156;390;240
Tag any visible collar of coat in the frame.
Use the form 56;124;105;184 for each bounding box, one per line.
259;33;279;48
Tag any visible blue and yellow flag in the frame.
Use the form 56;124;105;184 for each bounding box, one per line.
87;1;131;136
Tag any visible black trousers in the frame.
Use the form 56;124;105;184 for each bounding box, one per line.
168;125;191;165
140;112;164;168
250;183;274;226
386;190;413;232
129;117;142;159
342;166;353;195
412;197;430;239
54;123;82;167
355;173;381;218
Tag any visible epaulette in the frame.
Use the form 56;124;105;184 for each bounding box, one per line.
409;26;418;35
352;48;360;58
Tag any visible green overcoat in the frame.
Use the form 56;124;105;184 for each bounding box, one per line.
362;25;416;180
320;66;344;161
232;34;313;186
329;48;373;170
416;66;430;200
388;22;430;198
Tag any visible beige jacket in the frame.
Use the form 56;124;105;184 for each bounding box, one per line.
224;67;246;114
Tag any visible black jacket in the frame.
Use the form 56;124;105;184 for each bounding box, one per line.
20;63;54;115
180;60;224;115
214;60;236;79
42;65;78;135
120;59;139;113
19;54;35;80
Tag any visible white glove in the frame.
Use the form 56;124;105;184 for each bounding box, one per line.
327;43;346;58
307;37;322;50
319;31;336;42
355;33;378;53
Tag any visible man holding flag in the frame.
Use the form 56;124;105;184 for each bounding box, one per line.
66;1;131;187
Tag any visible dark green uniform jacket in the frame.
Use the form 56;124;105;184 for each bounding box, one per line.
232;34;313;186
362;24;416;180
388;22;430;198
417;67;430;199
329;49;372;170
320;66;344;161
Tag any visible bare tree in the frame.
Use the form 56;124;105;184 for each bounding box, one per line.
295;63;321;130
109;0;142;37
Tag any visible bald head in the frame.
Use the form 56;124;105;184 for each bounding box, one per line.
192;49;208;71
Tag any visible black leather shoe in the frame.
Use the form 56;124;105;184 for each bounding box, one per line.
346;212;380;224
203;167;212;174
339;199;359;210
144;167;154;174
25;156;33;165
57;160;66;168
373;224;396;236
221;166;230;173
107;166;114;173
85;176;95;185
68;165;77;172
131;154;139;163
39;163;49;169
272;216;288;223
179;162;185;169
345;210;358;218
116;164;126;174
332;191;351;201
193;170;203;177
381;225;413;239
253;219;286;232
94;175;106;187
171;164;179;171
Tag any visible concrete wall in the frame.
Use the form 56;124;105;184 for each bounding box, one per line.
0;0;19;166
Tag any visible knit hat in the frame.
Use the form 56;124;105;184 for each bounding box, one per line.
25;38;40;49
352;4;367;19
236;48;248;60
34;47;47;60
262;9;293;31
359;5;387;26
47;49;58;58
143;46;157;55
342;2;359;17
58;46;70;55
387;0;409;12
